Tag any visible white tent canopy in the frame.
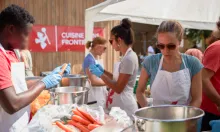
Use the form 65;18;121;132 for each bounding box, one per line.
85;0;220;42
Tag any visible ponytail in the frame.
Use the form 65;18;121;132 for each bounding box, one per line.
111;18;134;45
86;41;92;49
86;37;107;49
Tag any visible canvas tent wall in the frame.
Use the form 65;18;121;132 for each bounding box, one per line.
85;0;220;43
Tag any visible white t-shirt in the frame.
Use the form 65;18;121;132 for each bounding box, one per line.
119;50;139;90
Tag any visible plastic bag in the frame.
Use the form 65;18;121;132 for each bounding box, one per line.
109;107;133;128
91;120;124;132
22;104;77;132
23;105;129;132
80;105;106;124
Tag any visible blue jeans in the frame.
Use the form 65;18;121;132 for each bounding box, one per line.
201;111;220;131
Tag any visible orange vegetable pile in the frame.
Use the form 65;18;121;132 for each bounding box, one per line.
55;108;102;132
30;90;51;116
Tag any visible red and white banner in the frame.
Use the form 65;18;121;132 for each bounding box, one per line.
29;25;103;52
57;26;103;52
29;25;56;52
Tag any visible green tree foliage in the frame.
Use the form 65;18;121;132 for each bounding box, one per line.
184;29;212;48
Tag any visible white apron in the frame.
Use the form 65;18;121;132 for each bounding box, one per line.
0;44;30;132
106;48;138;118
86;53;108;108
151;55;191;105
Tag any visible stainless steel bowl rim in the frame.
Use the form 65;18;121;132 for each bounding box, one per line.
50;86;90;94
134;105;204;122
63;74;87;78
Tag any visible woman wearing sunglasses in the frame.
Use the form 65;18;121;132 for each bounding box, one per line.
89;18;138;118
82;37;108;107
136;20;203;108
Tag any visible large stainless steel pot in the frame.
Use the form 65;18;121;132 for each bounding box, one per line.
26;75;91;105
134;105;204;132
26;74;90;88
49;86;90;105
60;74;88;87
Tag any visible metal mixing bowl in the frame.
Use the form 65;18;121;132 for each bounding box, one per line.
134;105;204;132
49;86;90;105
26;75;91;105
61;74;88;87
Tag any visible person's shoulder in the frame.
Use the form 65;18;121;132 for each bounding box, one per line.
204;40;220;54
0;51;7;61
0;51;10;70
84;54;94;62
123;50;137;60
122;53;134;63
144;53;162;62
182;53;200;63
142;54;161;68
208;40;220;49
182;53;203;71
127;50;137;56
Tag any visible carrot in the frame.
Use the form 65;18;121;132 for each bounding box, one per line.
71;115;91;126
94;121;103;126
72;109;88;120
76;108;99;124
55;121;73;132
68;120;90;132
88;124;101;131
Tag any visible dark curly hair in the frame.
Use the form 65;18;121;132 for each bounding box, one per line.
111;18;134;45
206;18;220;45
0;4;35;32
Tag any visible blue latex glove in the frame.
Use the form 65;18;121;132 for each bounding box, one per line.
89;64;104;77
210;120;220;132
51;63;71;75
96;64;104;72
41;74;62;89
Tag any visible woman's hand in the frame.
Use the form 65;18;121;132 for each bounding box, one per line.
96;64;104;72
89;64;104;77
86;68;106;86
100;72;131;94
136;68;149;108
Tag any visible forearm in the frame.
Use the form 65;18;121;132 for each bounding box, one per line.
15;82;45;112
104;70;113;79
0;82;45;114
100;74;119;93
90;78;106;87
189;98;202;108
203;79;220;105
136;90;147;108
26;79;40;88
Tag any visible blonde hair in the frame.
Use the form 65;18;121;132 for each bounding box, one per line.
86;37;107;49
156;20;184;42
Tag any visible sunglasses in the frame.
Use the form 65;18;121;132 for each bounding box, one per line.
156;43;176;50
109;40;113;45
